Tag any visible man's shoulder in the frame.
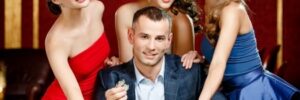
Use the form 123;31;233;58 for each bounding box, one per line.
165;54;202;71
97;61;134;88
165;54;181;62
100;62;131;73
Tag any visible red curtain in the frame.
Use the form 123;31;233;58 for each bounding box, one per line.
0;0;299;88
39;0;57;48
0;0;280;52
22;0;33;48
0;0;4;48
102;0;135;56
247;0;277;51
282;0;300;88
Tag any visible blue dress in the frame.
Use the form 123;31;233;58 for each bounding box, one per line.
201;30;300;100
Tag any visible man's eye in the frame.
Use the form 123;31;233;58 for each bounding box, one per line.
141;35;149;39
156;37;165;41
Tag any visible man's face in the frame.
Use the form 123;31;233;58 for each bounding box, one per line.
129;16;172;67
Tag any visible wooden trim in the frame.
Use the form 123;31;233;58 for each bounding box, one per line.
277;0;283;70
5;0;22;48
33;0;39;49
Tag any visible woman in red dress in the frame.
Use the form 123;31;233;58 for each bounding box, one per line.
42;0;110;99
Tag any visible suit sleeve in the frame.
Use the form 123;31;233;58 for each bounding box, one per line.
94;70;107;100
195;63;204;97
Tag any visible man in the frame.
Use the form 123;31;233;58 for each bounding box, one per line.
95;6;222;100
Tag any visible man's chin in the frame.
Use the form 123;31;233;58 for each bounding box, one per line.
143;61;155;66
141;60;159;67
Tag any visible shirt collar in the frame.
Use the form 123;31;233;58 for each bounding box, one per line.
133;56;165;83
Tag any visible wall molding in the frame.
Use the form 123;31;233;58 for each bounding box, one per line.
277;0;283;70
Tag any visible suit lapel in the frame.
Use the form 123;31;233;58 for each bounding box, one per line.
124;56;180;100
164;55;179;100
121;60;136;100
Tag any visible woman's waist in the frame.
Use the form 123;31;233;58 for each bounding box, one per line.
71;60;106;76
225;57;262;76
223;67;263;89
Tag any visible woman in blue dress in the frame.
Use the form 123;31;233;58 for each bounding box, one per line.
182;0;300;99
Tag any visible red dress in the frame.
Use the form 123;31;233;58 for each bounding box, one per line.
42;33;110;100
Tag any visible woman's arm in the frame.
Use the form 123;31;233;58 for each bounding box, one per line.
115;5;134;62
172;13;195;56
45;35;84;100
199;4;242;100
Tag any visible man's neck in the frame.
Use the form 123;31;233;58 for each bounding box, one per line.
134;57;164;82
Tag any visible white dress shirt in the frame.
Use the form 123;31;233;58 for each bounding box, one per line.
133;57;165;100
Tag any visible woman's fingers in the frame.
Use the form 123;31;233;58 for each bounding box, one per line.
181;50;204;69
111;56;122;66
105;56;123;67
181;51;195;69
186;51;194;69
181;54;187;67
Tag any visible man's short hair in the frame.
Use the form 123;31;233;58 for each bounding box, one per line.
132;6;172;30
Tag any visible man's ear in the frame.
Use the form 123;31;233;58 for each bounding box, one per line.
167;32;173;48
51;0;60;5
128;28;134;44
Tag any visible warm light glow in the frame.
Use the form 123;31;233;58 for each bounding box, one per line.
277;0;283;71
4;0;22;48
33;0;39;49
0;62;6;100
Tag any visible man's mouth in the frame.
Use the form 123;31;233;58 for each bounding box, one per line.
143;52;157;59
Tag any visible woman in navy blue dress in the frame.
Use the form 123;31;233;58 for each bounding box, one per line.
182;0;300;99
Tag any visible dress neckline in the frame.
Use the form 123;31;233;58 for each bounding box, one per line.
69;32;105;60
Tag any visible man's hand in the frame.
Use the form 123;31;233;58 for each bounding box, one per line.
105;86;127;100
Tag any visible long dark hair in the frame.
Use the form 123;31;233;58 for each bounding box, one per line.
47;0;61;15
171;0;203;33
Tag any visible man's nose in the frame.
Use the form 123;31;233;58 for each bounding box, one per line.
146;39;155;50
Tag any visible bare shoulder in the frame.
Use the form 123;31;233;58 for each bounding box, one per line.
115;2;141;18
115;2;139;32
45;25;72;54
172;12;193;30
222;2;245;16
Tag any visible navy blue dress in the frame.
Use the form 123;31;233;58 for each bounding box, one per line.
201;30;299;100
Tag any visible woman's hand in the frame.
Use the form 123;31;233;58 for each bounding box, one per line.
181;50;204;69
105;56;123;67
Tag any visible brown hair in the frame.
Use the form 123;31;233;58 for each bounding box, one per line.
171;0;202;33
205;0;248;46
47;0;61;15
132;6;172;30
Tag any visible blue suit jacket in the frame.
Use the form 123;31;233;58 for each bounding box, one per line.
94;54;205;100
